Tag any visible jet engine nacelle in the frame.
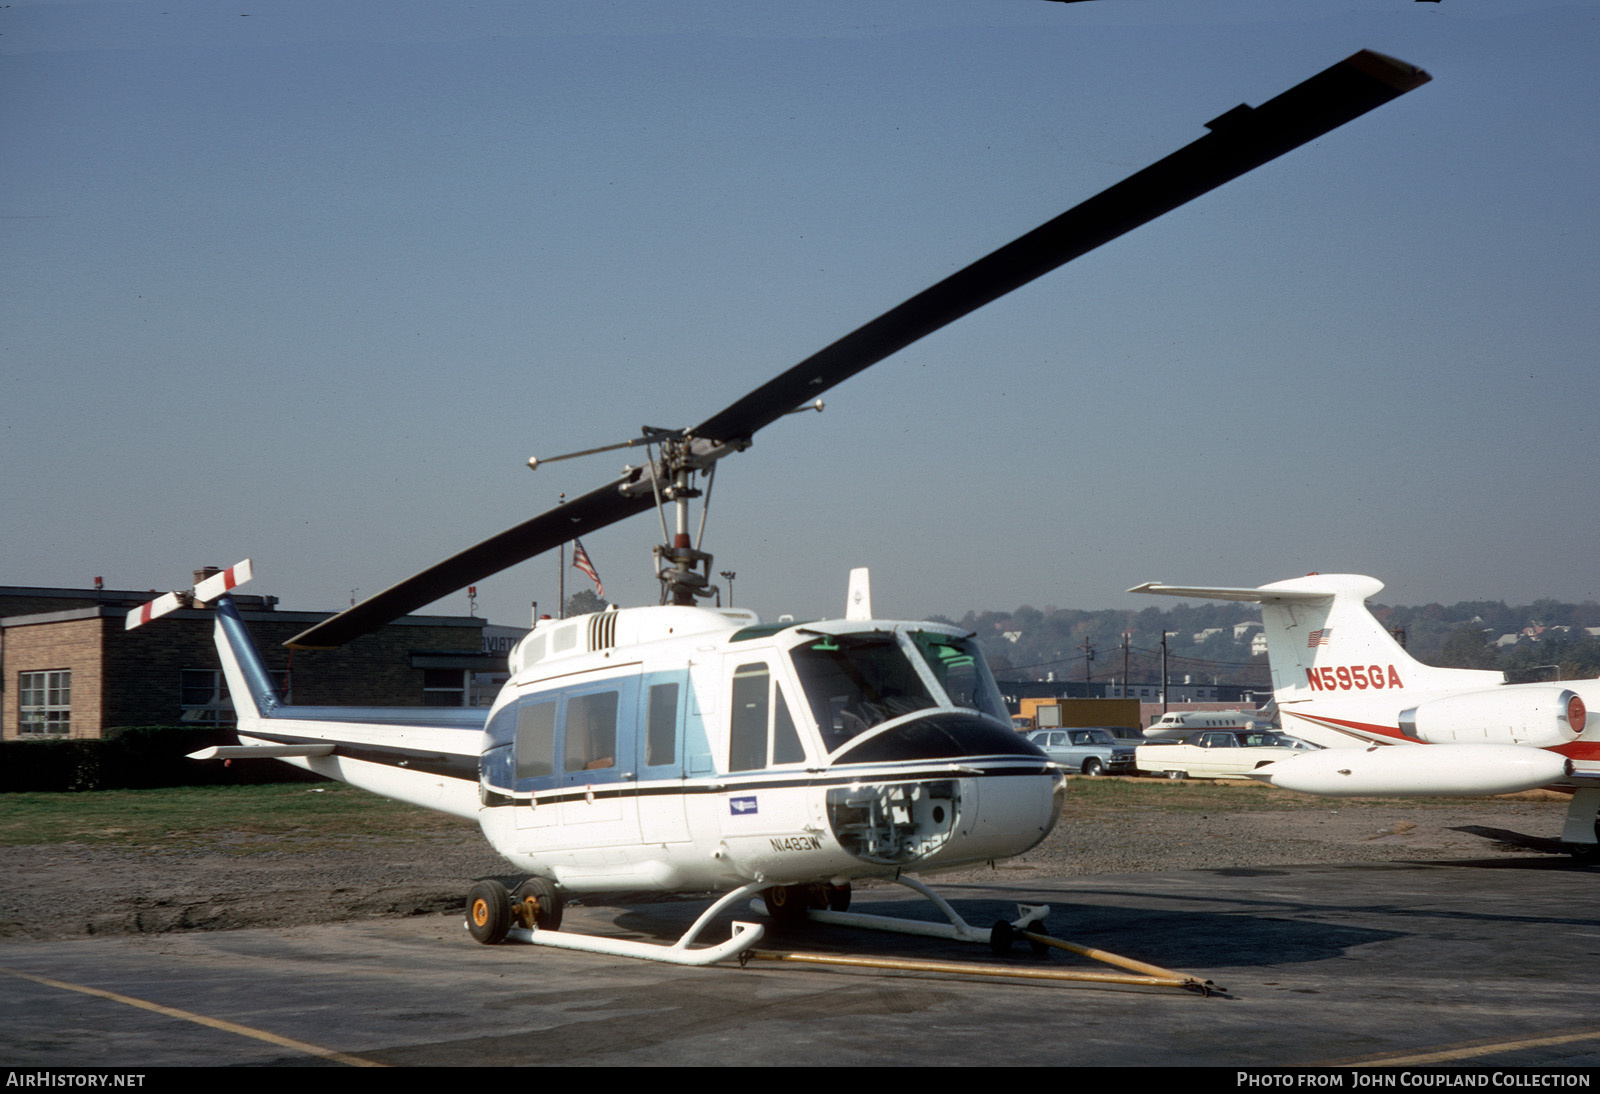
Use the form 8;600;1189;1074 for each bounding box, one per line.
1398;687;1586;749
1262;742;1572;798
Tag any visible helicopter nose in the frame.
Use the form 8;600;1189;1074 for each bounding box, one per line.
824;767;1062;869
823;710;1063;869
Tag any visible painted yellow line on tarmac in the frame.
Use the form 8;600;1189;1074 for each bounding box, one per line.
0;965;386;1067
1334;1027;1600;1067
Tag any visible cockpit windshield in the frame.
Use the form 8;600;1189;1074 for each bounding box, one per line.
908;631;1009;723
789;634;936;752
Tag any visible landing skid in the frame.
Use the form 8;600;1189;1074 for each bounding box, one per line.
463;876;1043;968
759;875;1048;952
466;876;1213;992
481;881;770;967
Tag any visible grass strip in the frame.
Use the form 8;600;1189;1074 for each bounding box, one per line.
0;782;475;850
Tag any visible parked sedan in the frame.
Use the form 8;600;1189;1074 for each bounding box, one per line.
1025;728;1138;777
1134;730;1315;781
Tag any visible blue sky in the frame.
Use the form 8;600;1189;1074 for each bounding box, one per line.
4;1;1597;628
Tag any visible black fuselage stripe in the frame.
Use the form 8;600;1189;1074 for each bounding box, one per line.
241;730;479;782
483;763;1055;808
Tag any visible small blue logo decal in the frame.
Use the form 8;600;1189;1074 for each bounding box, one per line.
730;795;758;815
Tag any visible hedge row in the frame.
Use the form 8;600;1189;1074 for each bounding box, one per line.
0;727;326;792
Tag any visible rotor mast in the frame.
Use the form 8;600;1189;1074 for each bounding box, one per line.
652;435;714;606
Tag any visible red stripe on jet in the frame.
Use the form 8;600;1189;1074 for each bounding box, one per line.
1288;712;1408;743
1292;712;1600;762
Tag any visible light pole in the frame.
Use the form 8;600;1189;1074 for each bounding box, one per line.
1161;631;1176;713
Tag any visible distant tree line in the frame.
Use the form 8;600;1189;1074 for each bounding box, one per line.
928;595;1600;689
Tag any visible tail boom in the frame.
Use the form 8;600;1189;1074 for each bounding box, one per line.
205;595;485;819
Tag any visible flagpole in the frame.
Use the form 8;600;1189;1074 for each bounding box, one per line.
557;492;565;619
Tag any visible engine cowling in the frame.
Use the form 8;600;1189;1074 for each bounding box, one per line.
1262;743;1572;797
1398;687;1586;748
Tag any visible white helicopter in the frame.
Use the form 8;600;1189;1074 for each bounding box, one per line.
135;51;1430;965
1130;574;1600;851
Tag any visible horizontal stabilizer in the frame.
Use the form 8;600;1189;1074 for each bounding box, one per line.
1128;581;1335;603
187;744;337;760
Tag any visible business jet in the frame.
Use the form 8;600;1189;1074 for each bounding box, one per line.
1130;574;1600;850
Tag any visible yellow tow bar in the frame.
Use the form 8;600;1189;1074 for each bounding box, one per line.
749;928;1218;996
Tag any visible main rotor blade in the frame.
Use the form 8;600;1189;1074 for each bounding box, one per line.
692;49;1428;446
287;50;1428;649
286;479;656;648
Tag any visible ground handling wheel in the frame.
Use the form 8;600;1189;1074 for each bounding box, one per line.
990;918;1051;957
514;877;564;932
764;884;818;926
466;880;512;945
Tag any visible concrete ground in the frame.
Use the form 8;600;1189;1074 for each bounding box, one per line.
3;852;1598;1068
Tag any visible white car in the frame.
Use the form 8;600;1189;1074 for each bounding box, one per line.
1135;730;1316;781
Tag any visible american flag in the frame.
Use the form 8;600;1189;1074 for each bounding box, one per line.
1306;628;1332;648
571;538;604;597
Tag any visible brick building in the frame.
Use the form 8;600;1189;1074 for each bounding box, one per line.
1;577;510;740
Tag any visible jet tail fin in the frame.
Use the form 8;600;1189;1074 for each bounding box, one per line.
1130;574;1502;703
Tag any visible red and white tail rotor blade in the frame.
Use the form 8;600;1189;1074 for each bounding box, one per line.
194;559;254;603
125;591;186;630
124;559;255;630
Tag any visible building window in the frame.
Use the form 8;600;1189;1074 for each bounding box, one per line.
19;670;71;736
181;669;234;726
423;669;467;707
469;672;506;708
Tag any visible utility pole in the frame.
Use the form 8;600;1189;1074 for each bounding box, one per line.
1160;631;1176;712
1122;632;1131;698
1080;637;1095;694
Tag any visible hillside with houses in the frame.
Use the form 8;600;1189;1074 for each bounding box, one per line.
933;595;1600;692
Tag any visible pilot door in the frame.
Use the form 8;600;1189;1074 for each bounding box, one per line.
717;657;819;850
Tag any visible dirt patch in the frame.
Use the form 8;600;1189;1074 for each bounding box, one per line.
0;790;1576;939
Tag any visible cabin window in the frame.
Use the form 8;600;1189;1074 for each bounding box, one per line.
515;700;556;779
772;689;804;765
729;663;769;772
790;636;935;752
646;682;678;767
563;691;618;772
729;663;805;771
909;632;1009;722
